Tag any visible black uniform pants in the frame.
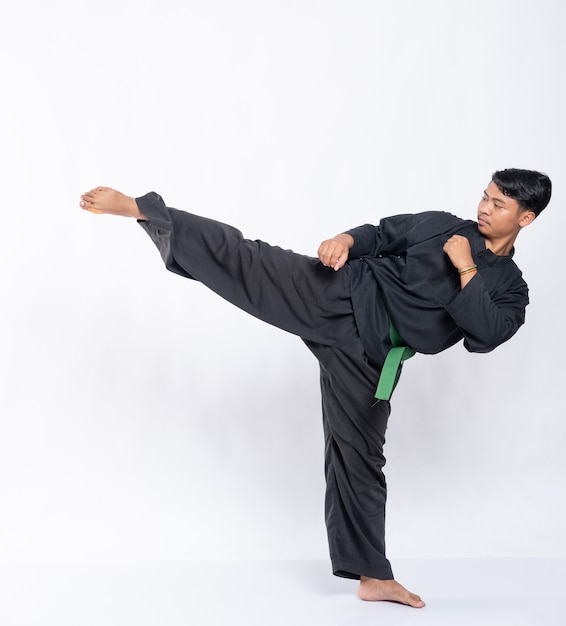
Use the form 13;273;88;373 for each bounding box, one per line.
137;192;394;580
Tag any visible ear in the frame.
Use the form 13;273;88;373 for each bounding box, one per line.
519;210;536;228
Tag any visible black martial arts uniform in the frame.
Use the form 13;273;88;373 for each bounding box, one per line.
136;192;528;581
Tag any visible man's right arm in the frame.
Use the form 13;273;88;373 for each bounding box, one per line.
317;220;391;271
317;220;390;271
318;212;465;271
317;233;354;271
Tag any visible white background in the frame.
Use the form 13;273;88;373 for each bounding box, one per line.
1;0;564;567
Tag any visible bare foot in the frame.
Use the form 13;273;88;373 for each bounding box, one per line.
358;576;425;608
79;187;146;219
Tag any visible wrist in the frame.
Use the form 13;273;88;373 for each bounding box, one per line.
336;233;354;249
458;264;478;276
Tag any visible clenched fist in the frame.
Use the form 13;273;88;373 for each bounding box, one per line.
443;235;474;270
318;233;354;271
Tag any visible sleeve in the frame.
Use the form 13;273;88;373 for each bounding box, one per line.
345;211;466;259
345;214;414;258
444;272;528;353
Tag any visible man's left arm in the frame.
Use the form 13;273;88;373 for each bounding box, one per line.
443;234;478;289
442;233;528;352
445;274;528;352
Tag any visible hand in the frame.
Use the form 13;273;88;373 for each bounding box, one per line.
443;235;474;270
318;233;354;271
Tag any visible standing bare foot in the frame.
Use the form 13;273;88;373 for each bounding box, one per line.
79;186;146;219
358;576;425;608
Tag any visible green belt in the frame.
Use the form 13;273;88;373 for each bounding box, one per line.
374;324;416;402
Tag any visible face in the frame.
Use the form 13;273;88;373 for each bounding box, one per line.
477;181;535;241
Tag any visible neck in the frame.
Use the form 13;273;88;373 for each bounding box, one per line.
485;235;517;256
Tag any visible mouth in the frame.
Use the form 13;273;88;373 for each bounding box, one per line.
478;216;489;227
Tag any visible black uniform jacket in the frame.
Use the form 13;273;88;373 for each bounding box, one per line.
345;211;529;365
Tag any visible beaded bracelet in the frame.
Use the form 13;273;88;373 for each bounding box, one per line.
459;265;478;276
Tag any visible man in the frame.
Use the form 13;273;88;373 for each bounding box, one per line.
80;168;551;608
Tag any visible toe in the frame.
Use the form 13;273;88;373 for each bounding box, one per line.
407;593;425;608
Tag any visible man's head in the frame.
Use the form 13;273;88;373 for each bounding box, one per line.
476;169;551;253
491;168;551;217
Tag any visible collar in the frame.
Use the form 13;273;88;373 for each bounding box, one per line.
467;223;515;266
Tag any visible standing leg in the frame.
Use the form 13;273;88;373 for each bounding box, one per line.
306;330;425;608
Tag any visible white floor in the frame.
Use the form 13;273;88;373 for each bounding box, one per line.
1;558;564;626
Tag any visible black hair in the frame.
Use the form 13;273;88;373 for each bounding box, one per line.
491;168;551;217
